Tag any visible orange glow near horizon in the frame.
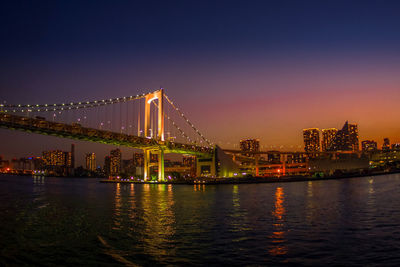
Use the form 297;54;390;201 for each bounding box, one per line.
189;80;400;150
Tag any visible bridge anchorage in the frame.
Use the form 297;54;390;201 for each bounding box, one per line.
0;88;239;180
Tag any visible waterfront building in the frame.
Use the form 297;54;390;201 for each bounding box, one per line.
240;139;260;156
321;128;337;152
183;155;196;167
10;157;45;171
42;149;72;176
10;158;21;170
42;150;72;168
85;153;96;171
42;150;67;166
133;153;144;166
392;143;400;151
348;123;359;151
0;156;10;169
104;156;111;176
122;159;135;176
303;128;320;152
33;157;45;170
383;138;390;151
361;140;378;152
132;152;157;165
286;153;307;164
329;121;359;152
267;152;281;164
182;155;196;177
110;148;121;176
370;150;400;169
71;144;75;169
9;157;38;170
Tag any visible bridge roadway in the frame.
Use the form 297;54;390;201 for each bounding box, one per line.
0;113;213;156
223;149;362;156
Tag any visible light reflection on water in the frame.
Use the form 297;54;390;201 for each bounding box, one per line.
112;183;121;230
141;184;176;259
230;184;250;233
128;183;136;222
269;186;287;256
306;181;316;223
193;184;205;192
2;174;400;265
32;176;48;209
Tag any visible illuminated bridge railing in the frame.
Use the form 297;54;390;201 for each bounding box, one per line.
0;113;213;155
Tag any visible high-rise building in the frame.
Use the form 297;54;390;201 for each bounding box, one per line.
71;144;75;169
361;140;377;152
240;139;260;156
110;148;121;176
329;121;359;152
382;138;390;151
303;128;320;152
85;153;96;171
348;123;359;151
42;149;72;176
42;150;68;166
104;156;111;176
321;128;337;152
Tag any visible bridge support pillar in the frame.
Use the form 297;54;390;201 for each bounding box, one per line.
158;149;165;181
281;154;287;176
144;149;151;181
255;154;260;177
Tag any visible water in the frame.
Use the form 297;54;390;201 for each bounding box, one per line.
1;174;400;266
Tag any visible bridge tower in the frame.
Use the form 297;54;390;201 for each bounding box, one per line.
144;89;164;141
143;89;165;181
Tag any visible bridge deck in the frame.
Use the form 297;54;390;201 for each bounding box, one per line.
0;113;212;156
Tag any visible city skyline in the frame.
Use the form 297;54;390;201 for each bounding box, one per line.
1;111;399;163
3;127;400;179
1;123;398;168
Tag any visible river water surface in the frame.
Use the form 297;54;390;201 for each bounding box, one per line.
1;174;400;266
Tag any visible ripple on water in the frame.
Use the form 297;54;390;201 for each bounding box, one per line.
1;175;400;265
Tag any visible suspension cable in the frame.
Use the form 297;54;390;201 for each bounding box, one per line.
163;94;213;146
149;101;196;144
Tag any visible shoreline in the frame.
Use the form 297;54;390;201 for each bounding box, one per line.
99;170;400;185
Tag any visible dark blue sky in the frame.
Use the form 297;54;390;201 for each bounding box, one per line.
1;0;400;163
2;1;400;58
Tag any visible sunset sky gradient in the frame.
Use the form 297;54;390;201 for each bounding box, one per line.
1;0;400;163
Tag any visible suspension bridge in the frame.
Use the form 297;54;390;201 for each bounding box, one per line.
0;89;239;181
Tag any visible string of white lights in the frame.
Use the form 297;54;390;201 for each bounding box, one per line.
1;103;113;113
0;89;213;148
0;90;161;110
